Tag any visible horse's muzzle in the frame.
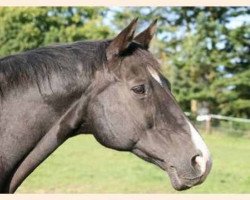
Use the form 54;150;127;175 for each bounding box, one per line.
167;157;212;191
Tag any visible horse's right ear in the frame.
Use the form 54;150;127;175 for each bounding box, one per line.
134;19;157;49
106;18;138;61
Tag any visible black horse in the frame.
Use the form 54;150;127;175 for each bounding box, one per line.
0;19;212;193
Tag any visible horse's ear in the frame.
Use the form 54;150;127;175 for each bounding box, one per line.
106;18;138;61
134;19;157;49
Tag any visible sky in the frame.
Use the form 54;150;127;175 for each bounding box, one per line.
103;7;250;31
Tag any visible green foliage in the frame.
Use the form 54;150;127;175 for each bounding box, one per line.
211;23;250;117
0;7;112;57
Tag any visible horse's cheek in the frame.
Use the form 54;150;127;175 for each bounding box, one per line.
88;95;137;150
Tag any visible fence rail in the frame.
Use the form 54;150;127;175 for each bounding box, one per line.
196;114;250;123
185;112;250;136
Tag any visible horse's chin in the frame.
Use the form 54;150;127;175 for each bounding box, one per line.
166;166;203;191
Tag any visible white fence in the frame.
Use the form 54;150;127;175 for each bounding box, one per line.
196;114;250;123
185;112;250;135
185;112;250;123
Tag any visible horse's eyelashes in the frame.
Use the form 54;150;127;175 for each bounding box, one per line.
131;84;146;94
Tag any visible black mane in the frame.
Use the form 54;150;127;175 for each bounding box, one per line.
0;40;109;97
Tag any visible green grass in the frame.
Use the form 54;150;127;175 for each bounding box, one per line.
17;132;250;193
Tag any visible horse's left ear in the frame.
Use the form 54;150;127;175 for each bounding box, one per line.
106;18;138;61
134;19;157;49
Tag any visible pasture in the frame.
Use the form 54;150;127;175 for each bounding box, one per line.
17;131;250;193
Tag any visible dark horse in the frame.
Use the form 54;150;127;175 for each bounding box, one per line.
0;19;212;193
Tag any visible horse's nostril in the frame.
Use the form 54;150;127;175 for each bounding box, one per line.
191;155;199;169
191;154;206;175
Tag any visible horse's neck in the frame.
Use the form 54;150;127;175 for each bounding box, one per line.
0;67;92;192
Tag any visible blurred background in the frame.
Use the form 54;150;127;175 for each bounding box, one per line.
0;7;249;193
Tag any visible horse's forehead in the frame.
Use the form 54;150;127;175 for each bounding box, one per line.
120;49;161;82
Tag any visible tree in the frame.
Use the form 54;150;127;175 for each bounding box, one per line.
0;7;112;57
211;23;250;117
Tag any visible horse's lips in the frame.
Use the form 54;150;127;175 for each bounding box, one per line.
165;166;199;191
152;159;206;191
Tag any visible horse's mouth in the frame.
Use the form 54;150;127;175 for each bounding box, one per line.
166;166;203;191
152;159;205;191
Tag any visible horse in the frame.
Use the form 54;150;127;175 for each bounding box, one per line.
0;18;212;193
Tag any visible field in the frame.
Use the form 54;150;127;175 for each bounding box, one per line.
17;132;250;193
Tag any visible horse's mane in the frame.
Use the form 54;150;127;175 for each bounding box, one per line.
0;40;109;97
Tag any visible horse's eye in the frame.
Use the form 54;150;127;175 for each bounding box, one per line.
131;85;146;94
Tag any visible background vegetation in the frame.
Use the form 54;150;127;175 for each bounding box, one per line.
0;7;249;193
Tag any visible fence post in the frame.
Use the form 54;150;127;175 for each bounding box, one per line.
205;115;212;134
191;100;198;115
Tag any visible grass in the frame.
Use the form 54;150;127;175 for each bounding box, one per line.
17;132;250;193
